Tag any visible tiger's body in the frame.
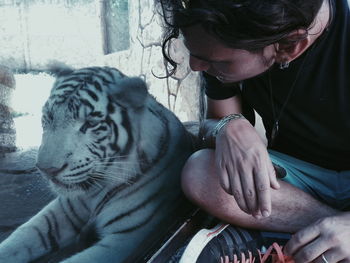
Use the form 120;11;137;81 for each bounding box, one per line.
0;67;193;263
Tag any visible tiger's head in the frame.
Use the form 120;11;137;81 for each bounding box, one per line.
36;67;150;196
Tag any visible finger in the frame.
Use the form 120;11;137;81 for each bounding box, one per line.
284;223;321;256
292;237;330;263
314;249;345;263
217;166;230;193
269;161;281;189
215;154;231;192
239;167;259;216
228;164;250;214
253;164;271;217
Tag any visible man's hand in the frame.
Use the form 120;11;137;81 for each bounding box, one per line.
284;213;350;263
215;118;280;218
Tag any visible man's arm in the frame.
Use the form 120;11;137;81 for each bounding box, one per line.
199;93;280;218
199;95;243;148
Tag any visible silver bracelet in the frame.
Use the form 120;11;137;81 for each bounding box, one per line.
212;113;246;137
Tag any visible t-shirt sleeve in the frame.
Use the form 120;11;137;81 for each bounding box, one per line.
202;72;241;100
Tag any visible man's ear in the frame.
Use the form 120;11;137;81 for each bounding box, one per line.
275;30;311;63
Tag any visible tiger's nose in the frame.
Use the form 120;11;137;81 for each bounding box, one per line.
36;163;68;177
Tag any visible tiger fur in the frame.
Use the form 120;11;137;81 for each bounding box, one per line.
0;67;193;263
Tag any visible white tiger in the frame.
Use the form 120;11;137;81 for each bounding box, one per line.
0;67;193;263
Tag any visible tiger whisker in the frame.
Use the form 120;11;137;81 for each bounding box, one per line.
93;157;149;163
94;168;138;177
91;171;136;182
96;155;134;160
93;168;139;176
93;161;148;166
93;164;143;169
90;172;135;185
90;179;104;190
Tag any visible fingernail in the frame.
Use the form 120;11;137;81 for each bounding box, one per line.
262;210;270;217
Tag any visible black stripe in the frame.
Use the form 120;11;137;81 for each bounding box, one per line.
95;74;113;85
55;83;78;91
70;167;92;177
67;199;84;224
93;125;108;131
94;181;134;215
97;144;107;158
90;111;103;117
84;89;98;101
112;200;167;234
58;198;80;233
44;215;59;251
102;68;114;78
93;81;102;92
107;102;115;114
103;190;161;228
34;226;49;250
78;197;90;213
87;145;103;159
95;136;108;144
109;142;120;153
68;100;80;119
80;123;88;134
48;210;61;240
59;76;82;83
119;164;167;200
80;98;94;111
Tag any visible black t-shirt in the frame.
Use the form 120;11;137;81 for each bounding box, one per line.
204;0;350;171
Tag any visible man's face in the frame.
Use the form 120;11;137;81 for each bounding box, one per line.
182;25;276;83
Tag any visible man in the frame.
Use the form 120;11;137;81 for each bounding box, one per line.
159;0;350;262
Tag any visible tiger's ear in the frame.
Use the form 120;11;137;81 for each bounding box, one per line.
110;77;149;108
47;61;74;77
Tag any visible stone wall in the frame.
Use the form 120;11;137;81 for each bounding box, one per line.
103;0;201;122
0;0;201;123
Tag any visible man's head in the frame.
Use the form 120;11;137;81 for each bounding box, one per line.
159;0;328;82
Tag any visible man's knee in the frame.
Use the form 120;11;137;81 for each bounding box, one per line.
181;149;215;202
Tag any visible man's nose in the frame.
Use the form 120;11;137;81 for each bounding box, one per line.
189;56;210;72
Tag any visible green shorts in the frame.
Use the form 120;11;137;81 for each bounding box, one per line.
269;150;350;211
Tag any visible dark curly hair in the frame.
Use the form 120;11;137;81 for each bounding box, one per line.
157;0;326;75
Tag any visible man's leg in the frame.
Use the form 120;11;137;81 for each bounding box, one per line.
181;149;338;233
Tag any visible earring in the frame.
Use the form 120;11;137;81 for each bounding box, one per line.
279;61;290;70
